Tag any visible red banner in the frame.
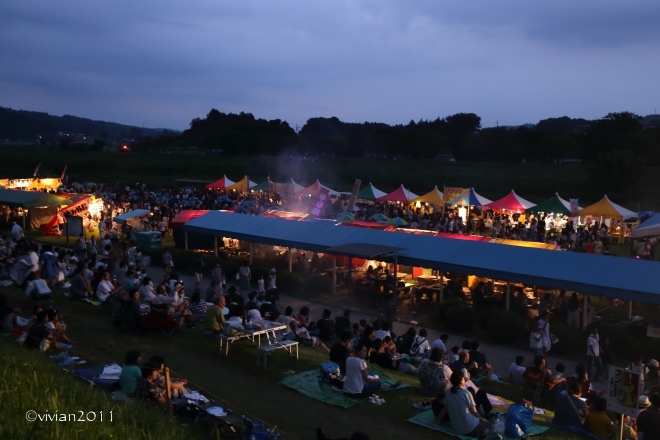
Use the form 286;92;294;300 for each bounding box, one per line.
311;188;330;217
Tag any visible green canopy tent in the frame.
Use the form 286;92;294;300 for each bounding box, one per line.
0;188;72;229
525;192;577;216
251;179;272;192
356;182;387;201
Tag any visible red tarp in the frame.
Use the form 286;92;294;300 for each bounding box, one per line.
171;210;209;229
339;220;392;230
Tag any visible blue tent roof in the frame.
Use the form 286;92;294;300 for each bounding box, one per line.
184;211;660;303
113;209;150;224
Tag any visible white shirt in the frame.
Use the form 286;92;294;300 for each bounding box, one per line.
374;329;391;340
28;251;40;272
509;363;527;385
587;334;600;356
343;357;367;394
96;280;114;302
247;309;263;324
431;339;447;351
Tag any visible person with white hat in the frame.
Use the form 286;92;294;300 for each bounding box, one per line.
637;393;660;440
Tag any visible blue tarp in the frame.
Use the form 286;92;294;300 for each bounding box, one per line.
112;209;150;224
184;211;660;303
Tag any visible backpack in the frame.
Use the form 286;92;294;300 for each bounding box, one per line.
319;362;341;383
395;335;412;355
410;337;427;355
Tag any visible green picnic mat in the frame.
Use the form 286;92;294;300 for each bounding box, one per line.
279;369;409;409
407;409;550;439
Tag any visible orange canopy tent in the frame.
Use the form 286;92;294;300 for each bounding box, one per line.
225;176;257;192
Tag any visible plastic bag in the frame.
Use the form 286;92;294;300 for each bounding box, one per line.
505;404;533;439
494;414;506;435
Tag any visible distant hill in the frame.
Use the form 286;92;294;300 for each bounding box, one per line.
0;106;170;143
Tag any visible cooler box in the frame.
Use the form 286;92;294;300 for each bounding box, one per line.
135;231;162;252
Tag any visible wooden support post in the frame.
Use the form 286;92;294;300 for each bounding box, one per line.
506;281;510;311
249;242;253;265
628;300;633;320
439;271;444;302
288;248;292;272
164;367;173;416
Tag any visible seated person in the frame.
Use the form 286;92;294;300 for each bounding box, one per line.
369;338;417;375
139;277;156;302
70;266;93;299
583;397;613;440
286;320;329;352
247;307;264;325
548;362;567;392
395;328;416;355
259;296;276;319
509;355;526;386
187;291;207;323
25;311;60;351
170;283;190;318
373;321;391;341
410;328;431;357
342;343;381;398
523;356;549;391
552;382;587;427
358;326;375;351
203;296;226;333
382;335;397;357
450;351;476;380
418;347;452;395
226;305;244;324
119;350;142;396
334;309;352;337
431;334;449;352
96;271;127;304
226;286;244;307
448;345;460;364
149;355;188;398
135;360;167;406
436;372;491;436
278;306;298;328
315;309;336;341
567;363;593;397
246;291;259;310
44;308;74;344
205;280;221;303
468;340;493;378
295;306;315;330
151;285;174;305
330;331;354;374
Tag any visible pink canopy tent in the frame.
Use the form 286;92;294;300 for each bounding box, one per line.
294;179;340;197
205;175;235;190
483;190;535;212
376;185;419;203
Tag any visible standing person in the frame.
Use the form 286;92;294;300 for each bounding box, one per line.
530;324;544;358
11;221;23;241
75;233;87;260
211;263;223;285
627;355;650;393
637;393;660;440
192;255;204;290
537;311;552;354
383;294;397;330
238;260;251;292
157;218;167;238
161;250;173;275
587;327;603;381
265;268;280;311
567;292;581;329
342;343;381;398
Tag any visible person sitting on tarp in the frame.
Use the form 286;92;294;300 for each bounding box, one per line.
434;372;492;436
552;382;587;428
342;342;381;398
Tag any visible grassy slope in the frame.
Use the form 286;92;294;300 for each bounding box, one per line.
0;340;197;440
0;283;586;440
2;145;659;209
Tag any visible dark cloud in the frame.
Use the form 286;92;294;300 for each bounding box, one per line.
0;1;658;129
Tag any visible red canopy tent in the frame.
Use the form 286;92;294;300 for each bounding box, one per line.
205;175;235;190
171;210;209;229
482;190;535;212
376;185;419;203
339;220;392;230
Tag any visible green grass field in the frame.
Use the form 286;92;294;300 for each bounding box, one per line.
2;145;659;210
0;281;592;440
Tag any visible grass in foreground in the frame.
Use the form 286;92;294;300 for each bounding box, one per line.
0;342;197;440
0;282;590;440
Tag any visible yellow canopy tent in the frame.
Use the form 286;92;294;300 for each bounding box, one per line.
578;195;636;221
411;186;444;205
225;175;257;192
